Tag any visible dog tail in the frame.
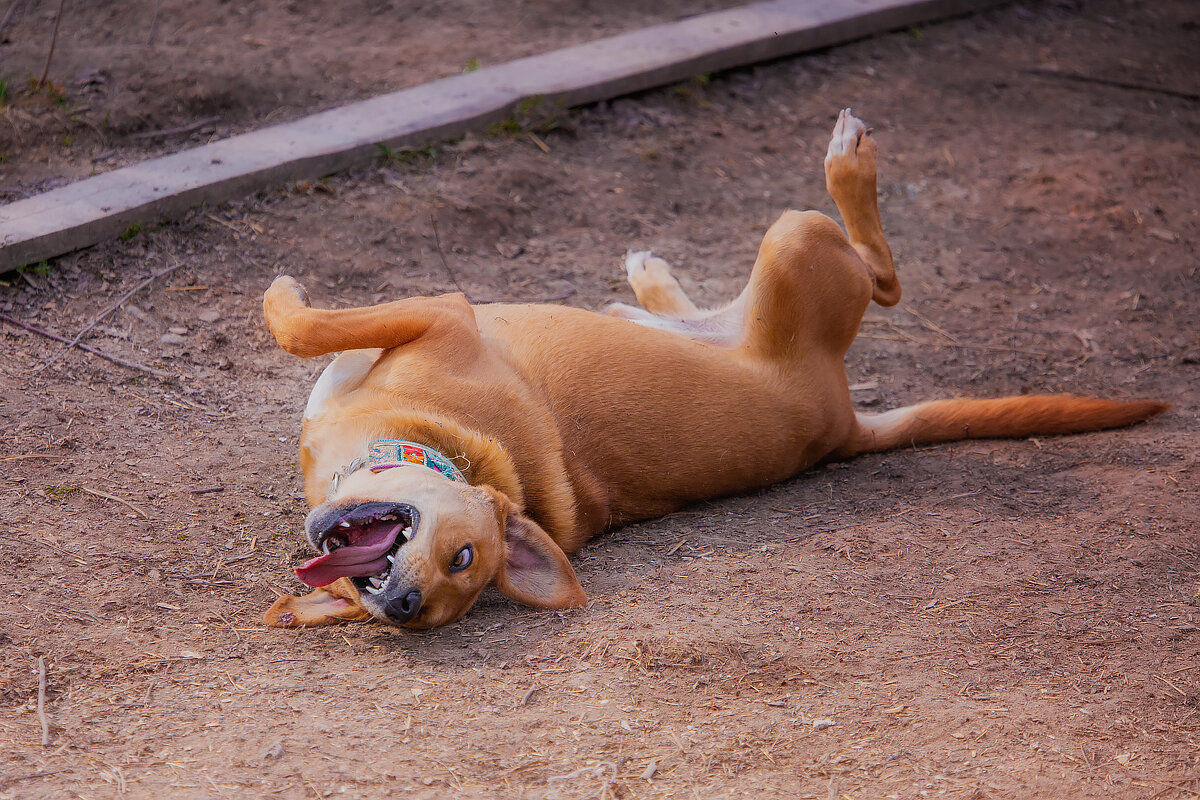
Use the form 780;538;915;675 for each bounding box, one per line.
841;395;1167;456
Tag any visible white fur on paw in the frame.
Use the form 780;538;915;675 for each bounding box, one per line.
624;249;654;279
825;108;867;162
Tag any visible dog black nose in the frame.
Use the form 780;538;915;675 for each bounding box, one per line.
385;589;423;623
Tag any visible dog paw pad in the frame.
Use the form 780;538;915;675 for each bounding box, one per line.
624;249;654;278
825;108;868;160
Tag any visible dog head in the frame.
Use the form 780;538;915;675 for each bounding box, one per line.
264;464;586;629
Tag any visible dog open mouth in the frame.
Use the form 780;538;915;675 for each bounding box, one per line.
295;502;417;591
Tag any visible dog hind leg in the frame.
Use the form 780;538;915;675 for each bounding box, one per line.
734;110;902;362
824;108;899;307
608;111;896;357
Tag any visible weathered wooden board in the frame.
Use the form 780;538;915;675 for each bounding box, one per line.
0;0;1004;270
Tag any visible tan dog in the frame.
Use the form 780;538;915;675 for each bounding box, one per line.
262;110;1165;630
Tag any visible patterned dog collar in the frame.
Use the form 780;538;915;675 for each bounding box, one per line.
367;439;467;482
329;439;467;495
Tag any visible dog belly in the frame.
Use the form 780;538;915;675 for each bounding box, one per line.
571;379;842;522
477;305;851;522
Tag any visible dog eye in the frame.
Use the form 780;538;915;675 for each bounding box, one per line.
449;544;473;573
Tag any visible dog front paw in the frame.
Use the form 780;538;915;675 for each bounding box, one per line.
266;275;311;309
263;275;321;356
622;250;699;317
624;249;678;292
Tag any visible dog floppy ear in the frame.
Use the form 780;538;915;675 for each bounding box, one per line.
263;577;371;627
483;497;586;609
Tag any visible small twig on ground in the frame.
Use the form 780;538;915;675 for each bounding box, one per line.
37;0;66;88
204;213;244;234
429;212;574;303
36;656;50;746
36;261;184;373
1154;674;1188;699
0;532;80;561
429;212;472;299
547;761;618;786
130;115;221;140
0;312;172;379
0;0;30;41
0;770;65;790
905;305;961;345
950;340;1050;357
146;0;161;45
82;485;149;518
19;270;44;291
1024;67;1200;103
189;486;225;495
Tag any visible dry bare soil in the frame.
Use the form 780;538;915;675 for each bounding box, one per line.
1;1;1198;798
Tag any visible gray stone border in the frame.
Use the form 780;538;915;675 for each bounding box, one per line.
0;0;1003;270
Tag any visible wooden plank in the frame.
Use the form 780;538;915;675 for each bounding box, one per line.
0;0;1003;270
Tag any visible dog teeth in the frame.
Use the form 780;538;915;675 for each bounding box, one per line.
338;521;351;528
386;554;395;564
401;526;413;541
364;584;383;595
322;541;331;555
381;514;397;521
368;576;382;588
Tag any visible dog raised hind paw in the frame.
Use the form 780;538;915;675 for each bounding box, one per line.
825;108;870;160
823;108;882;234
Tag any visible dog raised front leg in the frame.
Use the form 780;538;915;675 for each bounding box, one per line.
264;275;478;358
621;250;703;318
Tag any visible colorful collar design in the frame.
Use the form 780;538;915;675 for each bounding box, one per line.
329;439;468;495
366;439;467;482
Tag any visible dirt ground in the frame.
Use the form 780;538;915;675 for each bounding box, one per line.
2;0;1199;798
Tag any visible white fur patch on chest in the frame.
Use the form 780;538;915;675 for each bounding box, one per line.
304;348;383;421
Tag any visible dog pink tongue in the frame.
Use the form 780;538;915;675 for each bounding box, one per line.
295;524;403;587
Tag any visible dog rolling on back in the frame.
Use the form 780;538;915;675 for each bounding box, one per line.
261;110;1166;630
